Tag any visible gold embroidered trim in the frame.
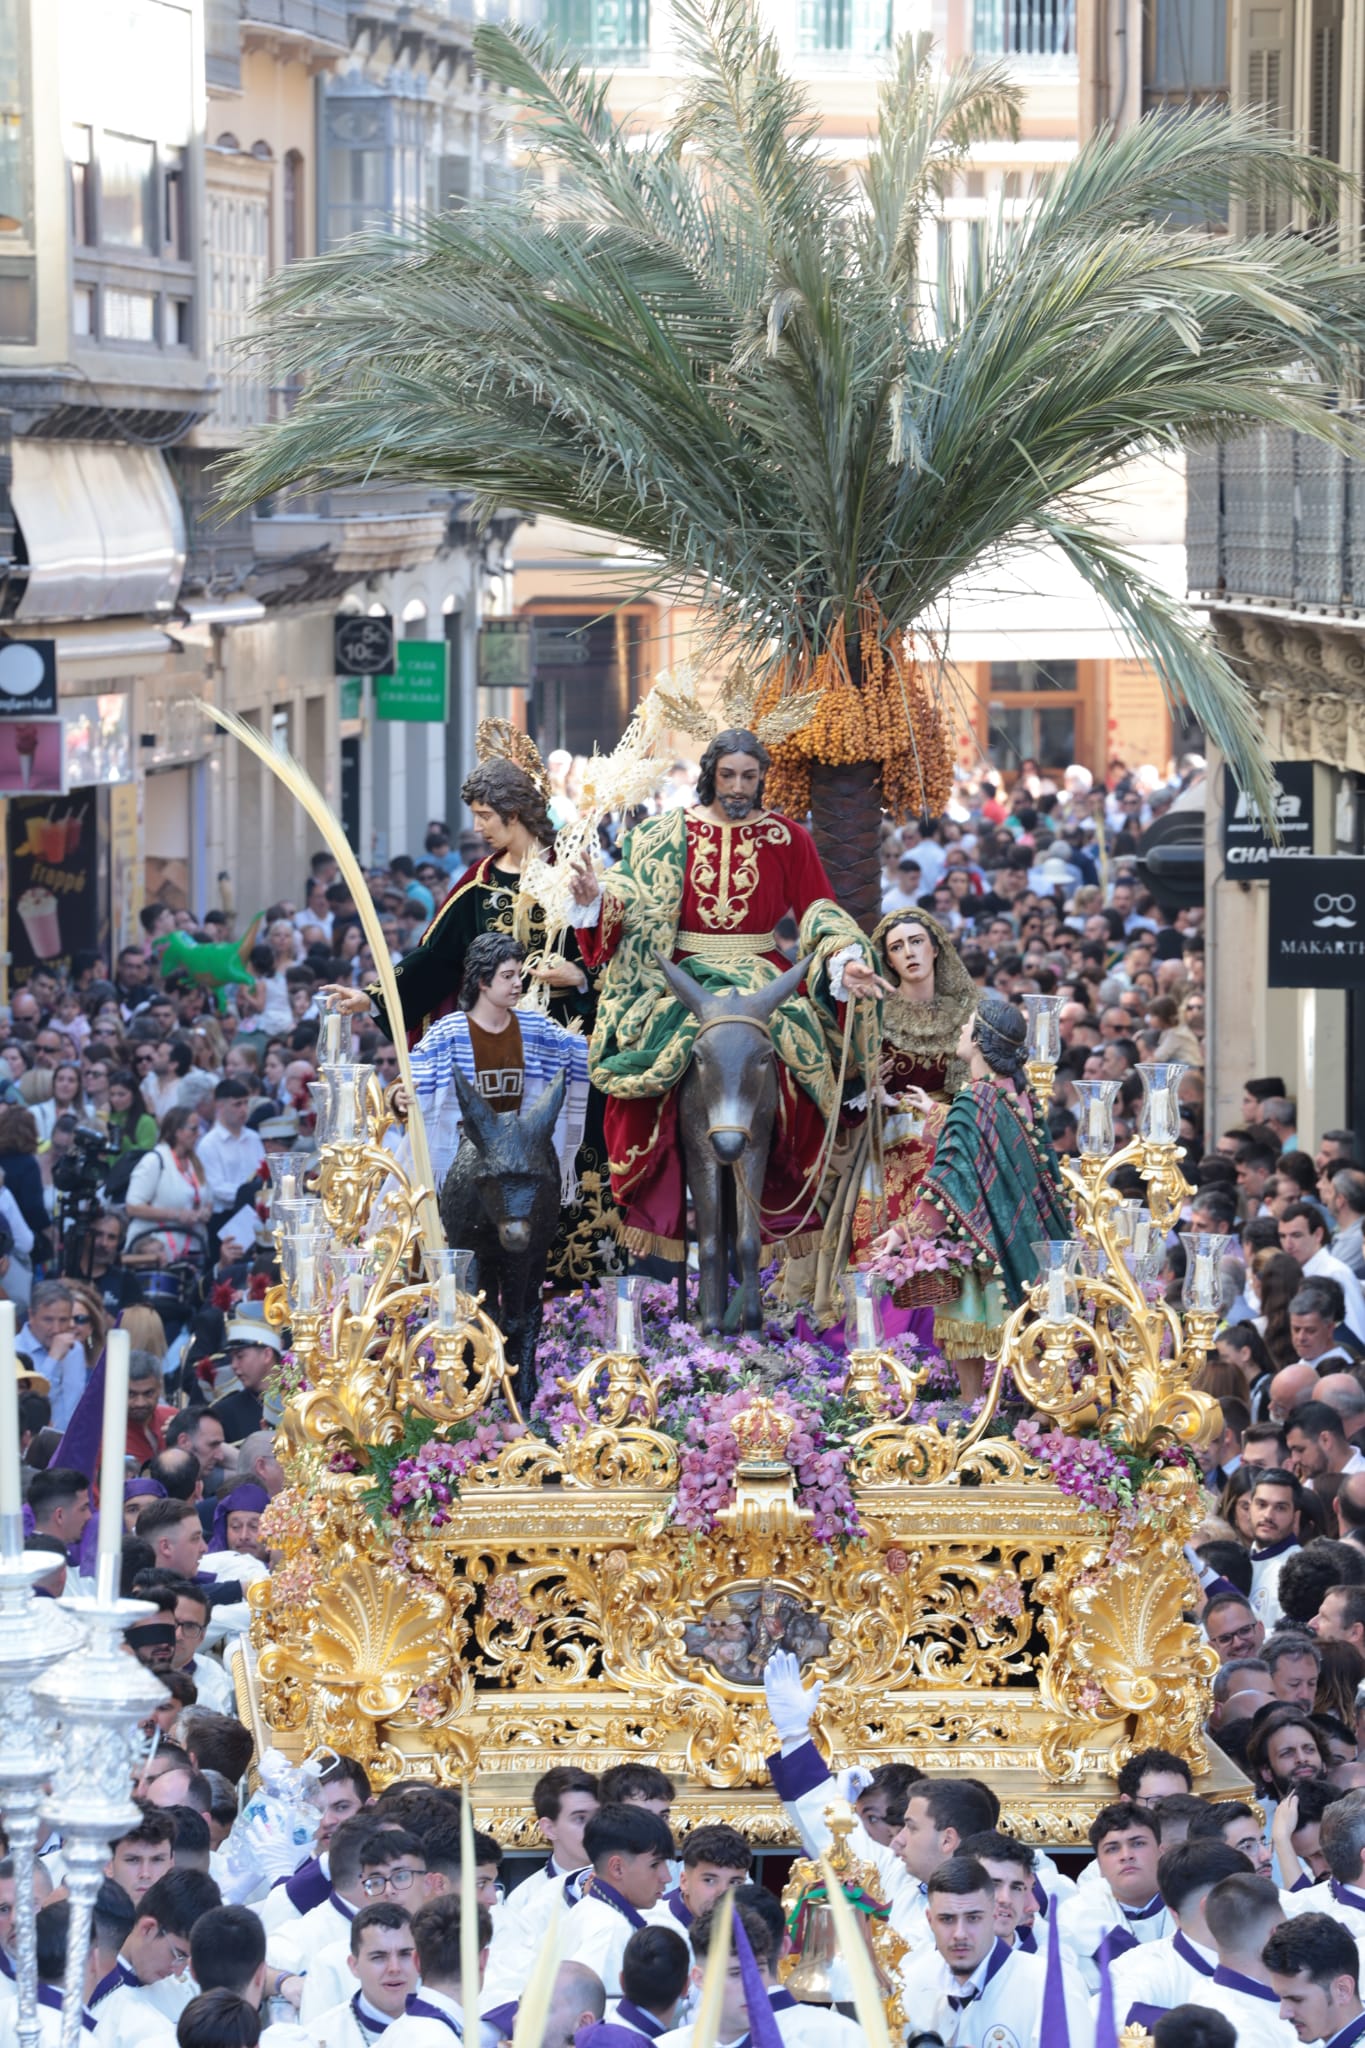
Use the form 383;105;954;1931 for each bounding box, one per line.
676;929;778;961
933;1312;1005;1360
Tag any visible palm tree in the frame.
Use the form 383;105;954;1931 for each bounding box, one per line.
225;1;1364;924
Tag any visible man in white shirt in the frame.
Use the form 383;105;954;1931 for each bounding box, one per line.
560;1806;677;2003
259;1755;374;1936
1264;1910;1365;2048
1248;1471;1303;1631
1057;1805;1172;1993
309;1903;419;2047
378;1894;498;2048
1203;1872;1298;2047
1107;1840;1253;2032
92;1869;220;2046
1282;1206;1365;1341
895;1858;1093;2048
196;1078;266;1222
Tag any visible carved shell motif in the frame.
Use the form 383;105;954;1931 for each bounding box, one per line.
309;1560;451;1720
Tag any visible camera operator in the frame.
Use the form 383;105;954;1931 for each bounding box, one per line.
50;1118;117;1278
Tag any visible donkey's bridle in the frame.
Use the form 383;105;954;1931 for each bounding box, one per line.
691;1013;772;1046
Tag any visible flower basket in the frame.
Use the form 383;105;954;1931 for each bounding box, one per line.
869;1238;976;1312
892;1267;964;1310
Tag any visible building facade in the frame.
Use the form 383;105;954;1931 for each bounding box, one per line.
1078;0;1365;1137
0;0;510;991
507;0;1184;783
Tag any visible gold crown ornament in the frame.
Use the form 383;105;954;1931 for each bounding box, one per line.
729;1397;797;1466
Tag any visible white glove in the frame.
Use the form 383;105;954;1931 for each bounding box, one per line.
764;1648;821;1746
836;1766;873;1804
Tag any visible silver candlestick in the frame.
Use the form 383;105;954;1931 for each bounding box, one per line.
32;1595;165;2048
0;1530;88;2048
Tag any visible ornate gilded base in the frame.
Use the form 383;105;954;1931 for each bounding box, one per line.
250;1045;1238;1846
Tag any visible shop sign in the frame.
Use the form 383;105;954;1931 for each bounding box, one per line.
335;612;394;676
0;638;57;718
1223;761;1314;871
1268;856;1365;987
375;641;448;722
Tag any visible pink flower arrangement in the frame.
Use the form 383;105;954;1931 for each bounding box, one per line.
385;1423;509;1528
866;1237;975;1292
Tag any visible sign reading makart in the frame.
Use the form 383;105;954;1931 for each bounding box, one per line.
1268;856;1365;987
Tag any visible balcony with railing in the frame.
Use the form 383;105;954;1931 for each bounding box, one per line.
973;0;1076;66
795;0;891;60
542;0;650;65
1186;428;1365;616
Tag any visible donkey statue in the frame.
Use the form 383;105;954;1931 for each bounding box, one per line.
655;951;813;1336
438;1066;566;1409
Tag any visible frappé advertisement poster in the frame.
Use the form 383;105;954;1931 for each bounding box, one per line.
5;793;100;984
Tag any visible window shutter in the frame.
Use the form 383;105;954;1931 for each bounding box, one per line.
1242;3;1294;236
1309;0;1342;163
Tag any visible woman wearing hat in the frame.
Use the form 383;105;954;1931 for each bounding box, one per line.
875;995;1072;1398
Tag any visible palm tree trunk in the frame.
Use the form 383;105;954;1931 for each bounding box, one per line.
809;760;884;931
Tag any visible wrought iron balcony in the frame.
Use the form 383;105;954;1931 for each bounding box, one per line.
1187;428;1365;616
973;0;1076;64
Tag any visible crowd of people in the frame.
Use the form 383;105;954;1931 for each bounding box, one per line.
12;743;1365;2048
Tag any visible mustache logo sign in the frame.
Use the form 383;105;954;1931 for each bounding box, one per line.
1314;893;1357;929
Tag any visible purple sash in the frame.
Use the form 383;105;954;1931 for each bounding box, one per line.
280;1855;330;1913
584;1878;646;1929
406;1994;465;2038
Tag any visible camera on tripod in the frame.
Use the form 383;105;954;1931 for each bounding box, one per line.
53;1122;116;1197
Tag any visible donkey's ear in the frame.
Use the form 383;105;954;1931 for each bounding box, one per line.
747;954;813;1024
523;1070;567;1143
453;1064;498;1147
653;950;709;1020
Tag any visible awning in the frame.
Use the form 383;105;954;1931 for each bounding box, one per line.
10;441;186;622
175;596;266;629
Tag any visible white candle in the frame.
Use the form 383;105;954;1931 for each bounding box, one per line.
280;1164;298;1205
334;1083;355;1141
438;1273;458;1327
0;1300;19;1538
856;1290;877;1352
616;1290;635;1354
96;1329;131;1605
320;1009;344;1065
297;1255;315;1313
348;1272;365;1316
1086;1101;1105;1152
1195;1252;1216;1310
1148;1092;1175;1143
1047;1268;1069;1324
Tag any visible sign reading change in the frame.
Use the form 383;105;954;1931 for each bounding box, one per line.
375;641;449;723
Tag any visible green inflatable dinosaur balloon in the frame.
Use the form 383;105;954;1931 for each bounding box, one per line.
154;913;264;1012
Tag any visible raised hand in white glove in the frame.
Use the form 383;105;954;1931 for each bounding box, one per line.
763;1647;822;1746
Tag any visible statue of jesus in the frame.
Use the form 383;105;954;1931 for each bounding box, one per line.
569;728;885;1263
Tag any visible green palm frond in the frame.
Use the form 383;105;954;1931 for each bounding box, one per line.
222;5;1365;800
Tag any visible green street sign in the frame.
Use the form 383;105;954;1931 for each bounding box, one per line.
375;641;449;722
339;675;363;721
